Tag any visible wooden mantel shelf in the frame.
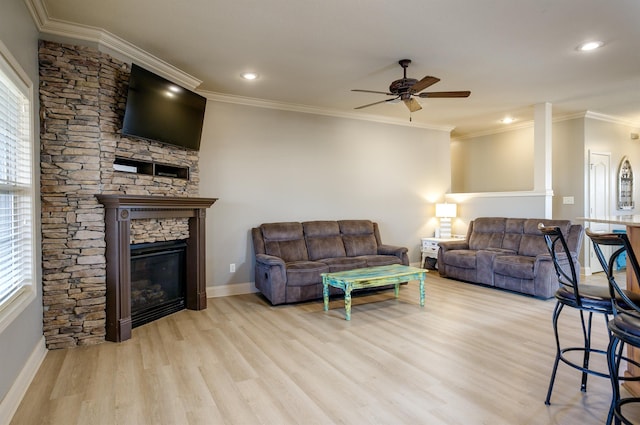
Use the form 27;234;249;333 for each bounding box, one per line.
97;194;218;210
97;195;218;342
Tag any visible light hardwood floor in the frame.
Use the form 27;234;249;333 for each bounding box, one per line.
10;272;640;424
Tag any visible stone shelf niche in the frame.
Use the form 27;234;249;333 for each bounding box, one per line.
97;195;217;342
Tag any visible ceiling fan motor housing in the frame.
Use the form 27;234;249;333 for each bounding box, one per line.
389;78;418;95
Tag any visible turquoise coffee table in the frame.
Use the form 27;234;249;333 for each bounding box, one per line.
321;264;427;320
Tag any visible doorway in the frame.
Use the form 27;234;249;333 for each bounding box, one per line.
587;151;611;274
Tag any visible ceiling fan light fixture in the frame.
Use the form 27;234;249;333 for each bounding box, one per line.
577;41;603;52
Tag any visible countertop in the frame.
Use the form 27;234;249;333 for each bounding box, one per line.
578;215;640;227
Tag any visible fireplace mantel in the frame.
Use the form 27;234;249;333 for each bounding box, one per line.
97;195;217;342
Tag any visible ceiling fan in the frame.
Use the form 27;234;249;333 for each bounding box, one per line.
352;59;471;113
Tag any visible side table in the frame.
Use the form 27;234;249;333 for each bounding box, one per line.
421;237;460;269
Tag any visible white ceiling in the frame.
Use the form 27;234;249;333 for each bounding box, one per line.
34;0;640;137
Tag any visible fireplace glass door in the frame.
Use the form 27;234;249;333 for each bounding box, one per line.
130;240;187;327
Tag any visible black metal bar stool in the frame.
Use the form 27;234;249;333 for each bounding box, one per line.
538;224;617;405
587;229;640;425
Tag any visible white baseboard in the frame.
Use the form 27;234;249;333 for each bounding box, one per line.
0;336;47;425
206;282;258;298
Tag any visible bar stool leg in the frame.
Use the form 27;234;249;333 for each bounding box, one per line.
607;336;624;425
545;301;564;405
580;311;595;392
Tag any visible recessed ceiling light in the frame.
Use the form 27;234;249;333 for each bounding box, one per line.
241;72;259;80
500;117;515;124
577;41;603;52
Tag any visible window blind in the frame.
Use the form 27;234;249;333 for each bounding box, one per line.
0;59;33;307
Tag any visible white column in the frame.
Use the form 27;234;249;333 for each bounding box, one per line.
534;102;553;218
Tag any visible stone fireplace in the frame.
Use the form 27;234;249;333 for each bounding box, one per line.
98;195;215;342
39;40;215;348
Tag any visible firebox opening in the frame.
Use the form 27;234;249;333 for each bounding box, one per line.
130;240;187;328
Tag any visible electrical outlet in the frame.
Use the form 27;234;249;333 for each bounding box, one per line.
230;263;235;273
562;196;575;205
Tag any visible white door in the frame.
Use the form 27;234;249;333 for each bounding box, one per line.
588;152;611;274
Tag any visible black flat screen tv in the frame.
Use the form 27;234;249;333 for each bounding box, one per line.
122;64;207;151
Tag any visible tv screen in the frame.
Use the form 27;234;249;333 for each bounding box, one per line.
122;64;206;151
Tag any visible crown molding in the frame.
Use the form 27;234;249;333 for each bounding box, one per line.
452;109;640;141
584;111;640;128
199;90;455;131
452;119;534;140
445;190;553;201
23;0;202;89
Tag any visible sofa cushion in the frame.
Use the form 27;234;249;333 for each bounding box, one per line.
468;217;506;250
476;249;513;286
443;249;477;269
303;221;347;260
518;219;570;257
338;219;375;235
493;255;536;279
303;220;340;237
261;222;309;262
285;261;329;286
503;219;525;251
306;236;346;260
343;234;377;256
356;255;403;267
318;257;366;272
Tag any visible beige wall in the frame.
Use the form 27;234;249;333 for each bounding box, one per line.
451;126;534;193
198;102;452;289
552;118;585;221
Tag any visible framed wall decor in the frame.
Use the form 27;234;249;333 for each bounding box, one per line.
617;156;634;210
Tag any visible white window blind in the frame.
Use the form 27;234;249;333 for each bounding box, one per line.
0;55;33;308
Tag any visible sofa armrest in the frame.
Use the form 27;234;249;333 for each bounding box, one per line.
437;240;469;276
255;254;288;305
438;240;469;252
378;244;410;265
533;252;577;277
256;253;286;267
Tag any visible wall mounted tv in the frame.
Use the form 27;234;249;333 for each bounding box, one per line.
122;64;207;151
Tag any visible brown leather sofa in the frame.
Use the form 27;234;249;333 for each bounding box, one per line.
437;217;583;298
251;220;409;305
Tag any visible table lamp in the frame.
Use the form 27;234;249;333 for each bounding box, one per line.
435;203;457;238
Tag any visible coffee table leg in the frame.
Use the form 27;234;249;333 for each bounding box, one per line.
344;284;352;321
394;282;399;298
419;273;425;307
323;277;329;312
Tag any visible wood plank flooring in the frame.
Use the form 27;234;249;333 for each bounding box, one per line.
10;272;640;424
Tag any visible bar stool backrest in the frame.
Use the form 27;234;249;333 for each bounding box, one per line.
586;229;640;321
538;224;581;304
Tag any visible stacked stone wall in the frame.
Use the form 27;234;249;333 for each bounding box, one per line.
39;40;200;349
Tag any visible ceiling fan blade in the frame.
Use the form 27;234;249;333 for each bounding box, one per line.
410;76;440;93
403;98;422;112
352;89;395;96
418;91;471;98
354;97;398;110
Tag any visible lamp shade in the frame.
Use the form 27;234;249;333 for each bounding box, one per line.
435;203;457;218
